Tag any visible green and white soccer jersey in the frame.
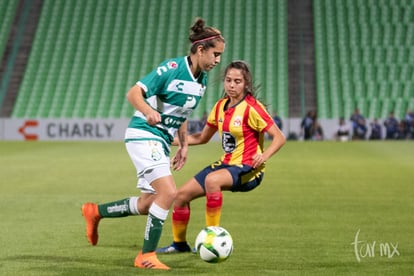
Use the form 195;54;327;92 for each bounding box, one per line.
125;56;207;154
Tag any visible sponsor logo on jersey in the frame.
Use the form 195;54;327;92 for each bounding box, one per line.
222;132;236;153
162;116;183;128
182;95;197;110
167;80;205;96
167;61;178;69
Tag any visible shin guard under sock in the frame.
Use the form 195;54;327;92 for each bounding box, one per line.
142;203;168;253
172;205;190;243
205;191;223;226
98;197;139;217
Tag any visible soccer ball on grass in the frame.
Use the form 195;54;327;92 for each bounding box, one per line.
195;226;233;263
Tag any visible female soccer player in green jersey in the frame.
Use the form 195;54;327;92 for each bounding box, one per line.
81;18;225;270
157;60;286;253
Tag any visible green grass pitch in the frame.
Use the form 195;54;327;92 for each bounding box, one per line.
1;141;413;275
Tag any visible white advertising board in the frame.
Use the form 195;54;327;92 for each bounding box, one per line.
1;119;129;141
0;118;362;141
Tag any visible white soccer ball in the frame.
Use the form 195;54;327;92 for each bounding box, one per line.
195;226;233;263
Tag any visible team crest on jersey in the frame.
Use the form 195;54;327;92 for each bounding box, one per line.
167;61;178;69
233;116;242;127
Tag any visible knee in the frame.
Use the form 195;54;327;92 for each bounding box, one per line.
169;189;178;201
161;186;177;204
204;174;222;192
174;189;188;206
137;197;153;215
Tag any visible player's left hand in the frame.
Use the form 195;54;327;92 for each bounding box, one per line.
252;153;265;168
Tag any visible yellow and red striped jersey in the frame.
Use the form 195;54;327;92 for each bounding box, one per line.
206;94;275;166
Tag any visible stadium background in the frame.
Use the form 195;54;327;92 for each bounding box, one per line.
0;0;413;140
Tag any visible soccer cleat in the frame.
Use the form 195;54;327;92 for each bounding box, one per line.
134;251;170;270
156;242;192;254
81;203;101;246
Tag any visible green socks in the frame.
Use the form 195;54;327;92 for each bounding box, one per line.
142;203;169;253
96;198;168;253
97;197;139;217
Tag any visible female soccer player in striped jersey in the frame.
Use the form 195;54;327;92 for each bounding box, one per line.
81;18;225;270
157;60;286;253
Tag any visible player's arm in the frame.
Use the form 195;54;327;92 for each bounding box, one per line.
252;124;286;168
171;121;188;171
171;123;217;146
176;120;188;147
187;124;217;145
126;85;161;125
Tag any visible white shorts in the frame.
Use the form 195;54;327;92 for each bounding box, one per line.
125;140;171;194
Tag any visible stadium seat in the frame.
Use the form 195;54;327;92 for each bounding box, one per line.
394;97;407;119
402;82;413;99
12;0;288;119
314;0;413;119
0;1;18;60
408;98;414;111
380;98;393;119
367;97;380;119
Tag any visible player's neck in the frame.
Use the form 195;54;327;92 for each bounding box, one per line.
226;94;247;109
187;55;201;79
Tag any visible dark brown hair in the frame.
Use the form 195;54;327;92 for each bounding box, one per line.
224;60;254;95
222;60;265;105
189;18;225;53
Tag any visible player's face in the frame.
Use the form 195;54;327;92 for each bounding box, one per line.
224;68;246;101
200;41;225;71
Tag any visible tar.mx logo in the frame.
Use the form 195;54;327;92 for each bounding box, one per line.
351;229;400;262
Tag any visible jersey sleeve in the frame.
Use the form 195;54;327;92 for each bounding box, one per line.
247;100;275;133
136;59;176;97
206;99;224;129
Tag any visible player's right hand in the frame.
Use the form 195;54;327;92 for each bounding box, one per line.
145;109;162;125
